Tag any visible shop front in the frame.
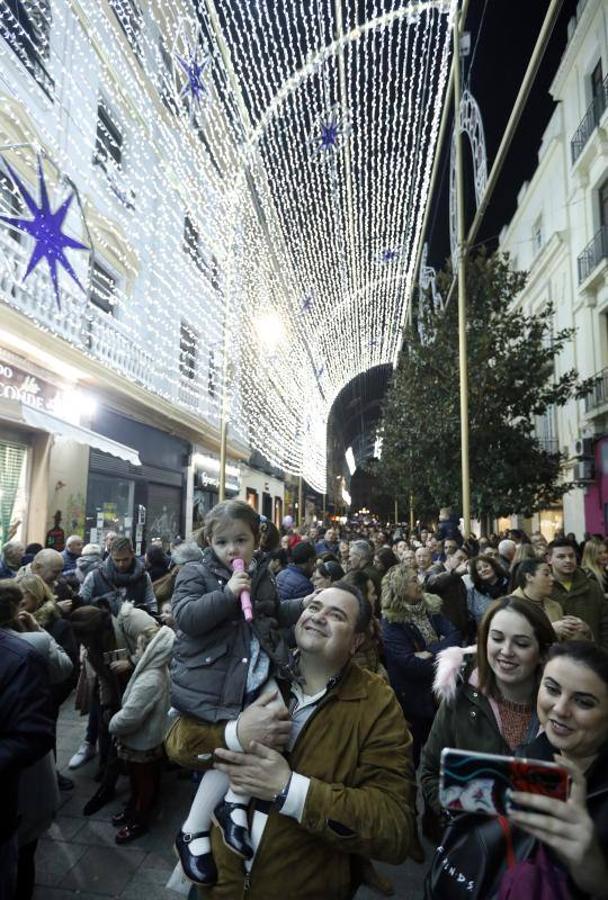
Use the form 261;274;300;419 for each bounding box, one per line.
192;451;240;531
86;408;191;553
0;349;136;545
583;435;608;536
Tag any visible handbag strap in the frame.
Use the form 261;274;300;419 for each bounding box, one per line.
497;816;516;870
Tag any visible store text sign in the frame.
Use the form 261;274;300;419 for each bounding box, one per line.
0;361;62;412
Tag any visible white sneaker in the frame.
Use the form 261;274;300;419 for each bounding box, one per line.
68;741;96;769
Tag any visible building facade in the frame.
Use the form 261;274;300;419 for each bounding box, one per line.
0;0;258;548
499;0;608;538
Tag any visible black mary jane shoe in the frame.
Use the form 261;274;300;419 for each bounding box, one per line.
212;801;253;860
174;829;217;886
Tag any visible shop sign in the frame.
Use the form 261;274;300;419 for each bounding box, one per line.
194;452;240;495
0;360;63;413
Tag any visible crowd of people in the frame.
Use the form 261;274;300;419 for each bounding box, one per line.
1;504;608;899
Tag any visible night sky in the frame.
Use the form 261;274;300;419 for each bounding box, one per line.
427;0;581;268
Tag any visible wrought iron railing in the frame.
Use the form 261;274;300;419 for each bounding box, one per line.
585;367;608;413
577;225;608;284
571;73;608;164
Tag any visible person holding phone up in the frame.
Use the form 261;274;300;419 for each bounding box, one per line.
419;597;555;829
505;641;608;898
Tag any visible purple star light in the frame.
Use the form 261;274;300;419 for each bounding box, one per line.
176;44;210;107
0;157;88;308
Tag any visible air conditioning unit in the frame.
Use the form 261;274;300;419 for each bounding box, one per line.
574;437;593;458
574;459;594;483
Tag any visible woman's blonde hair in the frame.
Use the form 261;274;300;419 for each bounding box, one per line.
582;539;607;590
380;564;418;613
15;573;54;610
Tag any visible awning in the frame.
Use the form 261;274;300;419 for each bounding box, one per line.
0;399;141;466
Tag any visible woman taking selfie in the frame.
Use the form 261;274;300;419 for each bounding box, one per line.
420;596;555;818
424;641;608;899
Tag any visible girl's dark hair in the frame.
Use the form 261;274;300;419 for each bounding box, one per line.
477;596;556;698
259;521;280;553
204;500;261;543
515;557;547;591
0;580;23;629
470;555;505;591
316;560;345;583
546;641;608;687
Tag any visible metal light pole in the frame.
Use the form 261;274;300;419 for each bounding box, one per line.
453;18;471;535
298;475;303;528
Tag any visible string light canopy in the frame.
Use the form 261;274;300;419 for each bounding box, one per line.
0;0;456;493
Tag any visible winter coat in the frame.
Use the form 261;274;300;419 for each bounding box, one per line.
382;592;461;721
419;645;538;816
510;586;564;625
550;568;608;648
171;548;303;722
35;599;79;708
79;555;155;612
109;625;175;751
197;661;414;900
276;564;314;601
0;630;54;842
466;575;509;625
16;630;73;846
422;566;469;636
75;552;102;584
0;557;18;579
515;732;608;899
315;540;339;556
61;548;79;573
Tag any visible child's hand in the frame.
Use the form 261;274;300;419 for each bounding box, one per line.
227;570;251;599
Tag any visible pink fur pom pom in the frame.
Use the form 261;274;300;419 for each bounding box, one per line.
433;644;477;704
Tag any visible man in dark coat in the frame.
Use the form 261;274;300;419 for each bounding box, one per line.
276;541;316;601
0;626;55;899
79;536;155;612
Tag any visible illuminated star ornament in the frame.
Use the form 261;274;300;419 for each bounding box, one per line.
176;43;211;109
300;292;314;314
0;157;88;308
308;105;351;161
380;247;400;263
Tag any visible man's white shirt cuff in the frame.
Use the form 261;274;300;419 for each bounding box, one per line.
224;719;244;752
279;772;310;822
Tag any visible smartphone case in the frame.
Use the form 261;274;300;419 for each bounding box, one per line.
439;747;570;816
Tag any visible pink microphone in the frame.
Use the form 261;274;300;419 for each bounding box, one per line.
231;558;253;622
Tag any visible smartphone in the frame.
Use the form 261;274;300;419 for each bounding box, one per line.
439;748;571;816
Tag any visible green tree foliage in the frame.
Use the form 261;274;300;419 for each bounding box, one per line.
374;251;594;522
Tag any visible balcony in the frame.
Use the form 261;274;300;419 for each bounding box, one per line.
571;73;608;164
577;225;608;285
0;2;54;100
585;367;608;414
0;226;174;405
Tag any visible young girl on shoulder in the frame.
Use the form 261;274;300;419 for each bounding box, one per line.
166;500;304;886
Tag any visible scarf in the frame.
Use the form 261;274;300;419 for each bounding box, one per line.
101;554;146;587
405;598;438;646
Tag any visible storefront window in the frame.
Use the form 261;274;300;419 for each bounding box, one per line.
85;472;134;544
193;487;218;531
147;483;182;550
0;439;28;544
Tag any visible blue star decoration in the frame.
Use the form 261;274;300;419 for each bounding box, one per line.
176;43;210;108
300;293;314;314
308;106;351;160
380;247;400;263
0;156;88;309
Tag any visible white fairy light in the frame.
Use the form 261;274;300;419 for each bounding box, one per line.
0;0;457;494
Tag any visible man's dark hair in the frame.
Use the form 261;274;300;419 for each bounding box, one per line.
291;541;317;566
331;579;372;633
111;536;134;555
547;538;578;556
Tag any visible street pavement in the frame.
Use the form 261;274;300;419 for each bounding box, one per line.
36;700;431;899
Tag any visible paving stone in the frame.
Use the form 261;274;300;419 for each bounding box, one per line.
33;888;109;900
72;819;121;847
35;837;89;886
59;845;146;894
48;815;88;841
